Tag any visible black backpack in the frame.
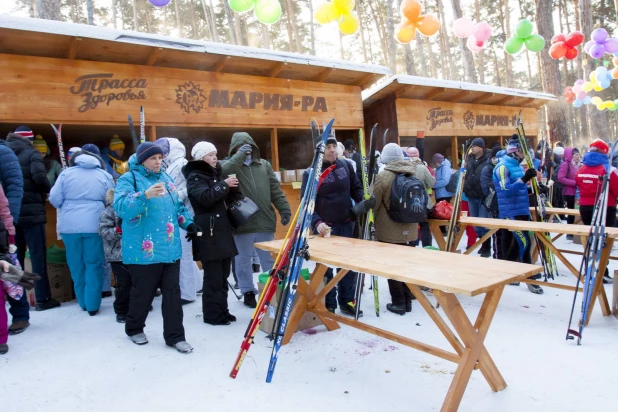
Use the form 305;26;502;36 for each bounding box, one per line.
445;170;459;193
387;173;429;223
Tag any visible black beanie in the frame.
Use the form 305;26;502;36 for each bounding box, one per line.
471;137;485;149
490;146;501;158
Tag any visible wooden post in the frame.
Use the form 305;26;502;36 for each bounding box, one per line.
451;136;458;167
149;126;156;142
271;128;279;171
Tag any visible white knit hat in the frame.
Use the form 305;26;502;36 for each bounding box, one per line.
381;143;404;164
191;141;217;160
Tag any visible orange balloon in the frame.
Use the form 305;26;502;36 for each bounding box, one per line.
395;21;417;44
613;56;618;66
611;67;618;79
400;0;422;21
416;14;440;37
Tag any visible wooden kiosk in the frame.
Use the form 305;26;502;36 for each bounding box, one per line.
362;75;556;161
0;15;390;242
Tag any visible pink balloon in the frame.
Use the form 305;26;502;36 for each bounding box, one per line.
466;36;484;52
453;17;475;38
604;38;618;54
576;90;587;100
575;79;585;85
573;84;582;94
473;21;492;42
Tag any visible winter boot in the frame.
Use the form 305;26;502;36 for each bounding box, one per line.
8;320;29;335
102;291;112;298
171;341;193;353
0;344;8;354
196;289;203;295
130;333;148;345
116;314;127;323
204;318;231;326
326;307;336;314
386;303;406;315
35;298;61;311
340;302;363;318
603;269;613;284
479;239;492;258
88;310;99;316
405;301;412;312
226;312;237;322
180;299;194;305
527;284;544;295
244;291;257;308
566;234;574;241
252;263;261;273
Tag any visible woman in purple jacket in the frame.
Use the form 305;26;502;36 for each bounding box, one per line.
557;148;581;238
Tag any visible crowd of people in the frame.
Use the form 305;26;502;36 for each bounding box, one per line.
1;124;615;355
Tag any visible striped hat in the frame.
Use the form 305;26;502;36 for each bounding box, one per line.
109;135;125;151
14;126;34;140
33;135;49;155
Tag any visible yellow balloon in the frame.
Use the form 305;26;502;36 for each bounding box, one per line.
315;2;340;24
582;82;593;92
333;0;355;11
590;72;597;81
338;11;359;35
594;84;603;92
599;104;607;111
591;96;602;105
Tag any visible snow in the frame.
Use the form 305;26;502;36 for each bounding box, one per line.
2;233;617;412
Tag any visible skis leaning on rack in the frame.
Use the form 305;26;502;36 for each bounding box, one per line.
229;118;335;380
50;124;67;169
515;111;557;280
352;123;380;319
445;140;471;252
567;140;618;345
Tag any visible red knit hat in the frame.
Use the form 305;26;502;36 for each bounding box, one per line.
590;138;609;154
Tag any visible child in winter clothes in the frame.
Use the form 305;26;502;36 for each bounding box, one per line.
558;148;581;228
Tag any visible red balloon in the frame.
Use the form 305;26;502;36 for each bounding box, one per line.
565;47;578;60
549;42;568;59
563;87;576;104
565;31;585;47
551;33;567;44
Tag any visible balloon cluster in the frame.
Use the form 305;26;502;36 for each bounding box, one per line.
228;0;282;25
570;80;592;108
452;18;492;52
588;66;613;91
504;19;545;54
563;86;576;104
394;0;440;44
611;56;618;79
549;31;584;60
148;0;171;6
591;96;618;111
584;28;618;59
314;0;360;35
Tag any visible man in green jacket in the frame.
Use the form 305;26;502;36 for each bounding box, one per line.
221;132;291;308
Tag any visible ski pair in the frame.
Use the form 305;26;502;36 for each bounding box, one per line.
445;140;471;252
229;119;335;380
128;106;146;149
50;124;67;169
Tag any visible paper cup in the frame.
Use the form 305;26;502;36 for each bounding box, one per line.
229;174;237;179
461;211;468;218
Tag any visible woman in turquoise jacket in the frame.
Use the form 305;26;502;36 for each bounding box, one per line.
113;142;197;353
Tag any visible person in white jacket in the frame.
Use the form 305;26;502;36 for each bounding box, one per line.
156;138;202;304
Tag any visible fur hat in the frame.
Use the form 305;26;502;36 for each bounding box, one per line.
191;141;217;160
381;143;404;164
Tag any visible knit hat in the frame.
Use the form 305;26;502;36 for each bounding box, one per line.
136;142;163;164
507;134;521;153
325;129;337;147
343;139;355;151
490;146;501;158
109;135;125;151
407;147;420;158
82;143;100;156
33;135;49;155
67;147;81;160
572;148;580;154
336;142;345;157
471;137;485;149
191;141;217;160
381;143;404;164
14;126;34;140
154;138;170;157
432;153;445;164
590;138;609;154
553;146;565;156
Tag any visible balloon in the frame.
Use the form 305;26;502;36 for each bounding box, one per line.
525;34;545;53
584;96;592;104
333;0;355;9
228;0;255;13
574;100;583;108
315;2;339;24
395;21;416;43
611;68;618;79
453;17;475;38
604;38;618;54
597;66;608;76
594;84;604;92
551;33;566;44
549;42;567;59
504;36;524;54
473;21;492;42
591;96;602;105
591;28;609;43
314;0;357;34
551;30;583;60
400;0;422;20
416;14;440;36
338;11;359;35
565;47;579;60
584;40;594;53
467;36;484;52
394;0;440;43
590;44;606;59
148;0;171;6
573;84;582;93
582;82;593;92
565;31;585;47
254;0;281;24
515;19;534;38
576;91;587;100
575;79;585;85
601;78;611;88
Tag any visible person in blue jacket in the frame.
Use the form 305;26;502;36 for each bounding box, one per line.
432;153;454;203
493;135;543;295
113;142;197;353
50;148;114;315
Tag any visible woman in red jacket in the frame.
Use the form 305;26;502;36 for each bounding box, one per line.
575;138;618;283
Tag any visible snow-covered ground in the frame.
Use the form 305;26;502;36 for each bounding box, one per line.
2;233;617;412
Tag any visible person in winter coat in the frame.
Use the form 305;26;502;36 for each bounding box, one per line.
432;153;453;202
50;149;114;315
7;126;59;311
336;142;357;172
480;146;504;260
0;184;17;354
100;135;128;179
156;138;202;304
301;133;373;317
32;135;63;186
113;142;196;353
576;139;618;284
184;142;242;325
343;138;363;182
493;135;543;295
558;148;582;233
374;143;434;315
221;132;291;308
407;147;435;247
463;138;491;257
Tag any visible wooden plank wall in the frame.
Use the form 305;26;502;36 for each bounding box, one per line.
362;94;399;150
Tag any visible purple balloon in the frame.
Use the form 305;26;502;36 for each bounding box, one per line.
592;28;609;43
148;0;171;6
575;79;585;85
584;40;594;53
604;38;618;54
589;43;606;59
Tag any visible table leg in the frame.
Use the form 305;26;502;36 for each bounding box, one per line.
584;238;613;325
535;233;579;277
429;221;447;251
463;229;497;255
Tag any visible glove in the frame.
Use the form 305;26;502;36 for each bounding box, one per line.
521;168;537;183
280;212;291;226
239;144;253;155
316;222;331;237
115;226;122;234
0;262;41;290
184;223;201;241
351;196;376;216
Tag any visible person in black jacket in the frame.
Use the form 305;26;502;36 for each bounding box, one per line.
301;133;374;317
6;126;59;311
184;141;242;326
343;138;363;183
480;146;504;260
463;137;491;257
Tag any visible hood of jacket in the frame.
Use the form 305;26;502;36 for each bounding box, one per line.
69;151;106;169
183;159;221;178
105;188;115;205
436;158;451;171
163;138;186;168
563;147;574;163
229;132;260;159
6;132;33;153
582;151;608;167
384;160;417;175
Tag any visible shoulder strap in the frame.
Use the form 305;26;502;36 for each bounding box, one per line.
131;171;137;191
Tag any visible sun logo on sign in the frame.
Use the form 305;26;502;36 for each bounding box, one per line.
175;81;207;114
463;110;475;130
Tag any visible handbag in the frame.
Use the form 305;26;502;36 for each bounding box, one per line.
227;197;260;229
430;200;453;220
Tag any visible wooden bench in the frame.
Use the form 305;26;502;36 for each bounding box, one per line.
428;216;618;325
256;236;543;412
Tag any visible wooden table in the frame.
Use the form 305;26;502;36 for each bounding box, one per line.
256;236;543;412
428;216;618;325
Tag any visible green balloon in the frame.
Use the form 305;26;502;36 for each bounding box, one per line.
525;34;546;53
504;36;524;55
254;0;281;24
515;19;534;38
228;0;255;13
